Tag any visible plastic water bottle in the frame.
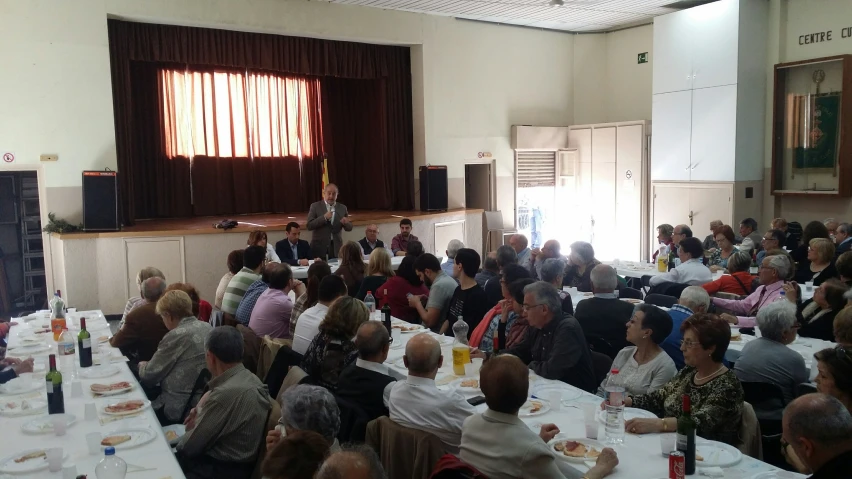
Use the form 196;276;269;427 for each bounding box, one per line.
57;329;77;380
604;369;625;444
95;447;127;479
364;291;376;315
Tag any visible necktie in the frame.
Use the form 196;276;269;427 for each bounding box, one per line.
748;287;767;316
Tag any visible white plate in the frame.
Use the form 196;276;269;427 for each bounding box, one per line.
0;399;47;417
696;440;743;468
597;407;658;424
0;376;42;396
102;399;151;416
518;399;550;417
532;384;583;404
449;378;481;391
549;436;606;463
100;428;157;450
79;365;120;379
91;382;135;397
21;414;77;434
393;324;425;333
0;449;68;474
162;424;186;446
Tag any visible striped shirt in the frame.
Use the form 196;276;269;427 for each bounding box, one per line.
221;268;261;315
177;364;272;463
289;293;310;338
234;280;269;326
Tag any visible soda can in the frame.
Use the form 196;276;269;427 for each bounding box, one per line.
669;451;685;479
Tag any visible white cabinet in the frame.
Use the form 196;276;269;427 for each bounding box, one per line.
651;91;692;181
689;0;739;90
652;11;694;94
689;85;737;181
651;182;733;255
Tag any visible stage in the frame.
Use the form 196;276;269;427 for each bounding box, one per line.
48;208;484;314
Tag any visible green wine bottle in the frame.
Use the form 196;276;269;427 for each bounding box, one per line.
45;354;65;415
78;317;92;368
676;394;697;474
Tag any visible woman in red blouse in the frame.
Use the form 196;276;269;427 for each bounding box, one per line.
375;256;429;324
702;250;754;296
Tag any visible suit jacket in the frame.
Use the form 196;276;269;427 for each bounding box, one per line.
837;238;852;258
306;200;353;258
274;238;312;266
109;302;169;364
358;238;385;256
574;296;633;357
336;363;396;420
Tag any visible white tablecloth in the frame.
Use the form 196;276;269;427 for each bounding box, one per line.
381;320;792;479
2;311;185;479
726;330;834;382
291;255;444;279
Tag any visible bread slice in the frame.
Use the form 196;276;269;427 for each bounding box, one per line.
14;451;46;463
100;435;132;446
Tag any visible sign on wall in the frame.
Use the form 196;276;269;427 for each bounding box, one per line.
798;27;852;46
2;152;14;163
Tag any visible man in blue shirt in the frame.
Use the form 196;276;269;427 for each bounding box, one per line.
661;286;710;369
442;239;464;282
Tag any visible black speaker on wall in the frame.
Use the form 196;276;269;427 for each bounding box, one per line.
82;171;120;231
419;165;448;212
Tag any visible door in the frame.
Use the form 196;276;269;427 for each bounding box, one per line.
651;91;693;181
651;183;691;256
689;0;739;90
688;185;733;240
464;163;492;211
616;125;645;262
690;85;737;182
652;9;694;94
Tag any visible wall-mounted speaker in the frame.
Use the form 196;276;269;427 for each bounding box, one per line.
419;165;448;212
82;171;120;231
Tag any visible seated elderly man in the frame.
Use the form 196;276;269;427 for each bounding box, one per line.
386;333;476;453
672;224;693;255
509;234;532;270
738;218;763;254
120;266;165;328
442;239;464;281
574;265;633;358
782;393;852;477
712;254;791;327
337;322;402;420
649;237;712;287
660;286;710;369
266;384;342;453
498;282;596;392
529;240;565;281
475;254;500;289
358;224;385;257
757;229;786;264
177;327;272;479
461;355;619;479
733;302;808;414
540;258;574;315
110;277;169;365
484;245;518;308
316;445;386;479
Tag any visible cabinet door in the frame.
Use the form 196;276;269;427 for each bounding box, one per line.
591;127;617;260
652;10;694;94
651;183;691;255
615;125;645;262
689;185;733;239
651;91;692;181
690;85;737;182
689;0;739;89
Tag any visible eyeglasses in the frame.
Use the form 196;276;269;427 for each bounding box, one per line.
522;303;546;312
680;339;700;349
835;346;851;360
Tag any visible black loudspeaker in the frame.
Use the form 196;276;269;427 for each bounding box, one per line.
82;171;120;231
419;165;448;212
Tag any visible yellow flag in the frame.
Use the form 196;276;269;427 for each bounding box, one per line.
321;157;329;193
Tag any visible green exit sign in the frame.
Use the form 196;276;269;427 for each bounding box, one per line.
638;52;648;64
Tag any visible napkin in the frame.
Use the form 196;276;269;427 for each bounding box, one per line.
699;467;724;477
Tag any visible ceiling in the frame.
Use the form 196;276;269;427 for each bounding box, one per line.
325;0;713;32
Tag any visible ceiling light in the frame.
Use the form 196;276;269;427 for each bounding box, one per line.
549;0;564;6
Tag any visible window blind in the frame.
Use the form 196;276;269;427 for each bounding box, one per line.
516;151;556;187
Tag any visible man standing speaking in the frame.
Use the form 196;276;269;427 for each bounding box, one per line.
307;184;352;259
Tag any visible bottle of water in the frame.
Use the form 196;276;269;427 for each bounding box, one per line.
95;447;127;479
57;329;77;380
604;369;625;444
364;291;376;316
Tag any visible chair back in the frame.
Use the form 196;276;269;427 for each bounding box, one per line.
590;351;613;385
587;336;619;360
737;401;763;460
257;336;293;382
236;324;262;375
366;416;445;479
265;347;305;399
647;281;688;298
276;366;310;405
430;454;489;479
335;395;371;443
644;294;678;309
618;287;643;300
741;382;786;413
795;382;817;398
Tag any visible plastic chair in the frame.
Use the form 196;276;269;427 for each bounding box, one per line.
430;454;489;479
587;336;619;360
741;382;785;435
366;416;445;479
590;351;613;385
618;287;643;300
335;395;371;443
644;294;678;309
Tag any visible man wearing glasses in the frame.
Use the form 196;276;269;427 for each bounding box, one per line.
712;255;791;328
781;393;852;477
475;281;596;392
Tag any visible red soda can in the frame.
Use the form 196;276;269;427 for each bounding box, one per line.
669;451;685;479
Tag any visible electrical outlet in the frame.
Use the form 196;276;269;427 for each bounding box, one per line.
40;154;58;162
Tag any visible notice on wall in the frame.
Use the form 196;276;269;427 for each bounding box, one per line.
2;152;14;163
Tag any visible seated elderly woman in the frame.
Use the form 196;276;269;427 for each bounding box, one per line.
707;225;738;273
813;346;852;412
470;264;531;351
541;258;574;314
732;302;809;412
649;237;712;287
138;290;212;425
166;282;212;323
120;266;165;328
563;241;600;292
834;306;852;347
702;250;754;296
300;296;369;390
618;313;744;446
215;250;244;310
783;278;849;341
265;384;342;453
596;305;676;397
794;238;838;286
261;430;330;479
479;278;535;354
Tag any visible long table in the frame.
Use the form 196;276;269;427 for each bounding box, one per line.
290;255;445;279
1;311;185;479
382;320;798;479
726;330;834;382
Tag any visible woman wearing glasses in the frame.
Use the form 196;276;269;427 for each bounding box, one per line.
813;346;852;412
613;313;744;446
783;278;849;341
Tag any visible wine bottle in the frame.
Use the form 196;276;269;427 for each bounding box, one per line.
676;394;697;475
381;289;392;339
78;317;92;368
46;354;65;415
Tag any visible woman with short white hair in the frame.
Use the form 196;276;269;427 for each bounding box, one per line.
732;301;809;409
563;241;601;292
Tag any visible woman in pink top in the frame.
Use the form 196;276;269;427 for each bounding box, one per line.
375;256;429;324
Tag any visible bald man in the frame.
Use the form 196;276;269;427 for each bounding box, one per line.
384;333;475;453
461;355;619;479
358;224;385;256
307;183;353;259
317;445;386;479
337;322;401;420
509;234;532;270
529;239;565;280
782;393;852;477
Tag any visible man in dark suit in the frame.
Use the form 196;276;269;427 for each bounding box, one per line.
275;222;313;266
573;264;633;359
336;321;401;420
835;223;852;258
306;183;353;259
358;224;385;256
